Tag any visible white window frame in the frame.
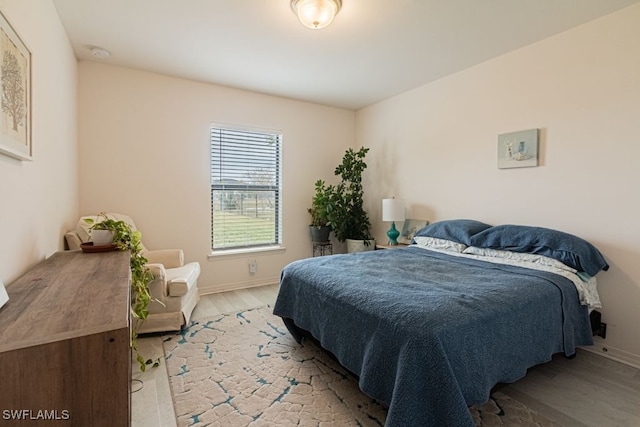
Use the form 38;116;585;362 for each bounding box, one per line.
209;123;283;256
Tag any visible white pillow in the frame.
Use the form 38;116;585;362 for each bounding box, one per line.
463;246;577;273
413;236;467;253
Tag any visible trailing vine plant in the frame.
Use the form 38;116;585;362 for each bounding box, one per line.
85;213;160;371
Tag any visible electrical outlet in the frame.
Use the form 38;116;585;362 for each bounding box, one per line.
249;260;257;274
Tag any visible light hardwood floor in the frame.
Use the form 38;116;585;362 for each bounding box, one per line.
131;284;640;426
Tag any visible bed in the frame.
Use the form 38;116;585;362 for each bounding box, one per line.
272;220;608;426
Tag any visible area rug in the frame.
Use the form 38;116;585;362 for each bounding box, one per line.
163;306;557;426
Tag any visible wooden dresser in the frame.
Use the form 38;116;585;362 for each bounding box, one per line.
0;250;132;426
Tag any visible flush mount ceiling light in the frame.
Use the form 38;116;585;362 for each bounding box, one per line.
290;0;342;30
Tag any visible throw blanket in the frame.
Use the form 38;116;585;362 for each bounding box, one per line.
273;247;593;427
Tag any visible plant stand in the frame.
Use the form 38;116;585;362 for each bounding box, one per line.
313;242;332;257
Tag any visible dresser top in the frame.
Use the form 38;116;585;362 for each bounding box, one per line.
0;250;131;353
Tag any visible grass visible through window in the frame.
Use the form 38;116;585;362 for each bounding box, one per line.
212;209;275;248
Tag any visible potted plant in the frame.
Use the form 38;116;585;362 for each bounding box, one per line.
84;213;159;372
308;179;333;242
327;147;374;252
89;222;114;246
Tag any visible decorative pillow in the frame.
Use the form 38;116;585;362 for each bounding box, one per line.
76;215;98;243
469;225;609;276
412;219;492;246
462;246;577;273
413;236;467;253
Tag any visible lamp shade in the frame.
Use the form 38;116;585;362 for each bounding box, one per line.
291;0;342;29
382;198;405;222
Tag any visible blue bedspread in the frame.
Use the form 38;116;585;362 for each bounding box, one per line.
273;246;593;426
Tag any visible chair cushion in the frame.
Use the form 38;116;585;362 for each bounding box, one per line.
166;262;200;297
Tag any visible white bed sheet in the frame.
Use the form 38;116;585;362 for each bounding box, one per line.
413;244;601;310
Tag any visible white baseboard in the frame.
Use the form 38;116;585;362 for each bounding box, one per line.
580;341;640;370
198;276;280;296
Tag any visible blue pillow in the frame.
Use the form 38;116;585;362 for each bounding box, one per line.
469;225;609;276
413;219;492;246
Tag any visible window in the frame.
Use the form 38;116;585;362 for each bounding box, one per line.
210;125;282;251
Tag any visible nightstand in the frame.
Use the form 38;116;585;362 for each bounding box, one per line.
375;243;409;250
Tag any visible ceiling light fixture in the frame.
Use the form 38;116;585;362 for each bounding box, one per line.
290;0;342;30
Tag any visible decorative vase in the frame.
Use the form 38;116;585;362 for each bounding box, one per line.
91;229;114;246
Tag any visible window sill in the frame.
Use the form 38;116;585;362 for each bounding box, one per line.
208;245;286;260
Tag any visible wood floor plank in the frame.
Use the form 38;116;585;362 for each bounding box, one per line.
501;388;589;427
506;368;640;426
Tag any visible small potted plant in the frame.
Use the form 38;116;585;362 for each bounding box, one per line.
308;179;334;243
89;222;114;246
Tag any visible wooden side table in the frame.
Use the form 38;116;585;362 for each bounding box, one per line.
375;243;409;250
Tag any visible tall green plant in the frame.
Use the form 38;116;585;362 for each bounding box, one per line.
85;213;159;372
328;147;372;243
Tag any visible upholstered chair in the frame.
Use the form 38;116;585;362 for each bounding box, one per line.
65;213;200;334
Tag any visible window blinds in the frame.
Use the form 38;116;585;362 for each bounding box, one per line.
210;126;282;250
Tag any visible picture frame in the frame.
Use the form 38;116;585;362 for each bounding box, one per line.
497;128;538;169
399;219;429;244
0;10;31;161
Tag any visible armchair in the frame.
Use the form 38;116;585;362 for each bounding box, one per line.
65;213;200;334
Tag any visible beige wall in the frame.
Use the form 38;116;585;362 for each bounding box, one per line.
0;0;78;284
357;4;640;365
77;62;354;294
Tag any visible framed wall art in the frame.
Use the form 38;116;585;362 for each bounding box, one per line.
0;10;31;161
399;219;429;244
497;128;538;169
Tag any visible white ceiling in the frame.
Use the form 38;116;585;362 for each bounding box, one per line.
53;0;640;110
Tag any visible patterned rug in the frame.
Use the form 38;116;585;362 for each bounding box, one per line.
163;306;557;426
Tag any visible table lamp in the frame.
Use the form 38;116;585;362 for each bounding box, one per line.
382;198;405;245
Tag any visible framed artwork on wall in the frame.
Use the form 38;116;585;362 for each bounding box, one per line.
0;10;31;161
399;219;429;244
497;128;538;169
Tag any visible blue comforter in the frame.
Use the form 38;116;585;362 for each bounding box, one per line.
273;246;593;426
